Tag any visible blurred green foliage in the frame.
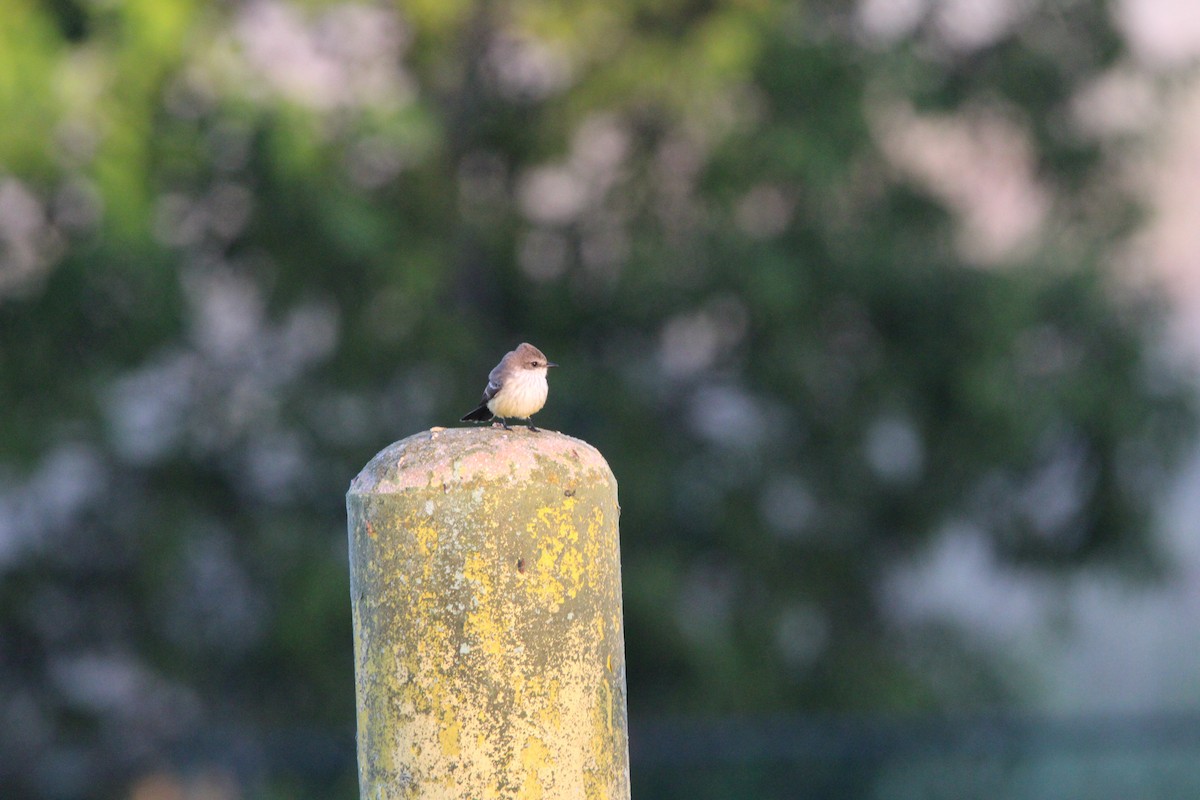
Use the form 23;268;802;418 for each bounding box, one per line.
0;0;1195;797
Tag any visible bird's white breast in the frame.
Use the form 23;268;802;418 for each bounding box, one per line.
488;368;549;418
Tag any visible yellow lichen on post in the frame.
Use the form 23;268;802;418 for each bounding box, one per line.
347;427;630;799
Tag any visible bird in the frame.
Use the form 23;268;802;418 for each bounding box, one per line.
460;343;558;432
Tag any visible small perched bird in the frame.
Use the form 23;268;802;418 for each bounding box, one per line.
460;343;558;431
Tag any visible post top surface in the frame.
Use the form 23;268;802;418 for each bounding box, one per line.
348;427;614;496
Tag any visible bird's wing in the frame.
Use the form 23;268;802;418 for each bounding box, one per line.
481;360;508;402
479;380;499;403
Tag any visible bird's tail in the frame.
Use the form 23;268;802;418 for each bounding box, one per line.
460;404;492;422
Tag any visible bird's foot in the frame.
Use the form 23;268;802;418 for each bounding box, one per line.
526;422;540;432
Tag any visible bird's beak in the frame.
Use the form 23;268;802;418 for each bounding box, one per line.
546;361;559;368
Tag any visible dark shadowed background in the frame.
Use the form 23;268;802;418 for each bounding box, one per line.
3;1;1200;798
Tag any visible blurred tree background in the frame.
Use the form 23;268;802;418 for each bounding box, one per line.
1;0;1198;798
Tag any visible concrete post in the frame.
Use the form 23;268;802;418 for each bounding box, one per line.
347;427;629;799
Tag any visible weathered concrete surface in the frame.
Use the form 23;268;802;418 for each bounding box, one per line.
347;427;629;799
